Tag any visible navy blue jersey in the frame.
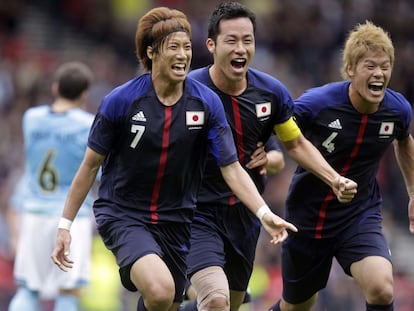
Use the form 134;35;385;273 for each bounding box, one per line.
288;81;412;238
88;73;238;224
188;67;293;205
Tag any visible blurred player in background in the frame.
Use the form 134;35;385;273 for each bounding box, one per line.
8;61;95;311
268;21;414;311
51;7;298;311
182;2;358;311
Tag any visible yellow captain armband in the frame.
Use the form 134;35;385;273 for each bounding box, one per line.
274;117;301;142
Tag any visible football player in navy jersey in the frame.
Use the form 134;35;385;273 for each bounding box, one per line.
50;7;302;311
181;2;358;311
269;21;414;311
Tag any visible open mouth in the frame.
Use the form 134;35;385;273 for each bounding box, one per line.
231;58;246;69
172;63;186;73
368;82;384;92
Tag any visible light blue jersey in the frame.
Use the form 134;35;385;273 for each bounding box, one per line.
21;105;95;216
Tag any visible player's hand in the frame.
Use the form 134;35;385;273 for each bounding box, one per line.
246;142;267;175
261;213;298;244
332;176;358;203
51;229;73;272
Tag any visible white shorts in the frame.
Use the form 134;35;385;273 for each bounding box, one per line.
13;213;93;298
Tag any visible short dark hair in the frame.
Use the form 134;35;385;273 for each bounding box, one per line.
207;1;256;42
54;61;93;100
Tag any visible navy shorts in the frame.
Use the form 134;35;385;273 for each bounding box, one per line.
96;213;191;303
281;215;392;304
186;203;261;291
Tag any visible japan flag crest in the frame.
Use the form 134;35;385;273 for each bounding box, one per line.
186;111;204;126
379;122;394;136
255;102;271;118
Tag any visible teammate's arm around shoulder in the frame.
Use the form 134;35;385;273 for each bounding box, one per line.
245;141;285;175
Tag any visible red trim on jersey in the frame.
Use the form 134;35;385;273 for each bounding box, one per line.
229;96;245;206
315;190;334;239
315;114;368;238
150;107;172;223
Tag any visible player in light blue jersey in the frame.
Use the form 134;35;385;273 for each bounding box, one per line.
8;61;96;311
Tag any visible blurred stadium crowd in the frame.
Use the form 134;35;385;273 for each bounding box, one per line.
1;0;414;310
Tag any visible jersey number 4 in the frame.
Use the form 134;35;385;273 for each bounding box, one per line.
322;132;338;153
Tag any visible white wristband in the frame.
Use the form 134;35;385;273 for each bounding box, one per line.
58;217;73;231
256;205;271;221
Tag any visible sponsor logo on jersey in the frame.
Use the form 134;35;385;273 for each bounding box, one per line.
379;122;394;136
328;119;342;129
186;111;204;127
255;102;271;118
132;111;147;122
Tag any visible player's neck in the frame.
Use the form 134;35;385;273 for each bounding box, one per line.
51;98;79;113
209;65;246;96
348;83;380;114
153;79;183;106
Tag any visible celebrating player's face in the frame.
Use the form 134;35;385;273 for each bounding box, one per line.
151;32;192;84
208;17;255;83
348;50;392;110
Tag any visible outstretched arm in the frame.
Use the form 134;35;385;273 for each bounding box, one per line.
274;117;357;202
220;161;297;244
51;147;104;271
282;133;357;203
393;135;414;234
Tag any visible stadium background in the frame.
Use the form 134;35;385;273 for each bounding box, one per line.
0;0;413;310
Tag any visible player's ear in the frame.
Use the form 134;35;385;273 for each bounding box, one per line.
147;46;154;60
206;38;215;54
51;82;59;97
346;64;354;78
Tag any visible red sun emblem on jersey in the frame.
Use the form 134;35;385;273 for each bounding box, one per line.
379;122;394;135
255;102;271;118
186;111;205;126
